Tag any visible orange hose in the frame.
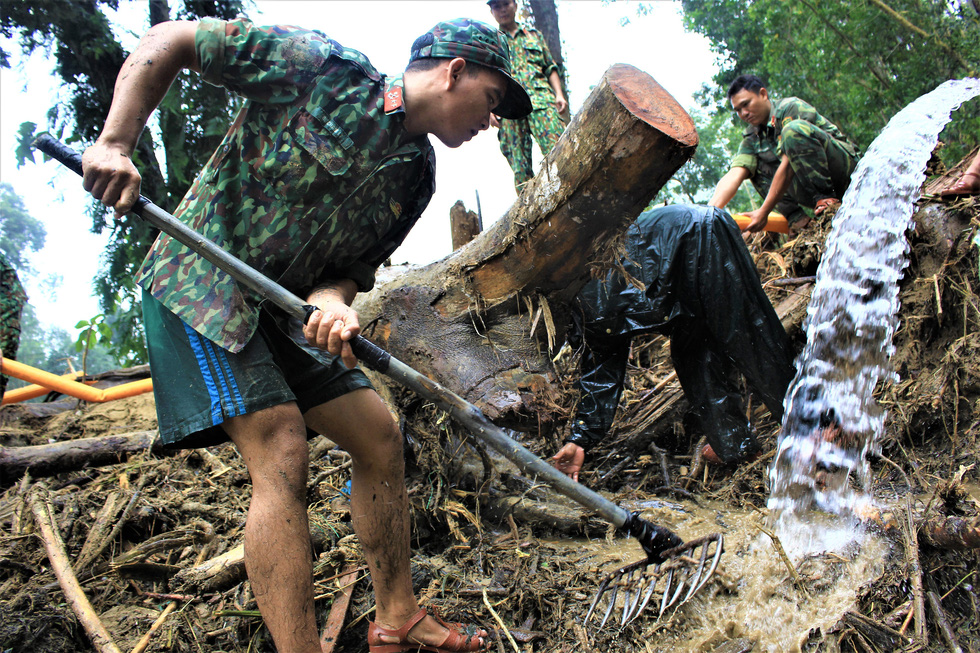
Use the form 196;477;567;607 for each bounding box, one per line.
1;357;153;405
732;212;790;234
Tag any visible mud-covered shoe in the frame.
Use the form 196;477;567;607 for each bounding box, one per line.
368;607;488;653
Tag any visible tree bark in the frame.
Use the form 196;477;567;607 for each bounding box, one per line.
354;64;697;426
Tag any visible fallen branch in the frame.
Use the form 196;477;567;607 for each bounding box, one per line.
880;456;928;646
483;588;520;653
758;525;810;597
29;484;123;653
0;429;164;481
129;602;176;653
925;578;964;653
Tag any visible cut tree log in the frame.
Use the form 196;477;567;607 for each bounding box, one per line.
354;64;697;425
0;430;164;482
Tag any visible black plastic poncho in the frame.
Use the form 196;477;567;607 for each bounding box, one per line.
566;204;795;463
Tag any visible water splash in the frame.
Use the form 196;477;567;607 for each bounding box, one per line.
769;78;980;518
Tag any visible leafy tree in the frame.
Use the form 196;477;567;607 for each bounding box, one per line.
656;105;760;211
680;0;980;159
0;182;46;273
6;303;117;394
2;0;249;362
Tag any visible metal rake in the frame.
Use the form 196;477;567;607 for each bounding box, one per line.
585;533;724;629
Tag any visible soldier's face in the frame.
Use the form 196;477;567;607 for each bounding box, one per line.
434;64;507;148
730;88;771;126
489;0;517;26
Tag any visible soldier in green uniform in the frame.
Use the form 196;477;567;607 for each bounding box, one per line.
0;251;28;399
709;74;859;232
82;17;530;653
487;0;567;189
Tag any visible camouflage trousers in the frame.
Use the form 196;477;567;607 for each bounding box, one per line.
497;104;565;189
752;119;859;225
1;265;27;398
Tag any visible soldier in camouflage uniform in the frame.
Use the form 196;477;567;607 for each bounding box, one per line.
82;17;531;653
0;251;28;399
710;74;859;232
488;0;567;189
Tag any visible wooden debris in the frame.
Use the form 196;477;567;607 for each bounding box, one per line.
0;429;163;481
918;514;980;550
29;484;123;653
319;564;361;653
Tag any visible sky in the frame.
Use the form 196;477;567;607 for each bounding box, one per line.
0;0;719;335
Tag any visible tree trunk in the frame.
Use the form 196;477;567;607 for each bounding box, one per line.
527;0;565;71
526;0;569;120
354;64;697;426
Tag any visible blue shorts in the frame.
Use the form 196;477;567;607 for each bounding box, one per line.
142;289;373;449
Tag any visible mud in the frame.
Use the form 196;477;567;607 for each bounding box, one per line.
1;197;978;652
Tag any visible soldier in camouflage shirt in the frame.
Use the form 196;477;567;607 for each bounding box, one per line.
710;74;859;232
82;16;530;653
0;251;28;399
488;0;567;189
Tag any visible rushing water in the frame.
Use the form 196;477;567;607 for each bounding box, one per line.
768;78;980;519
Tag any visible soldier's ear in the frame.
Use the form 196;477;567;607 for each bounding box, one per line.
445;57;467;89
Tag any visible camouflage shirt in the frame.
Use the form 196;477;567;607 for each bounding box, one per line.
498;23;558;110
730;96;857;178
136;18;435;353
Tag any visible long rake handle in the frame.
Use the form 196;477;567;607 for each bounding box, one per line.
34;133;633;530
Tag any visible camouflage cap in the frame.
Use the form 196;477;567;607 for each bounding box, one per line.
410;18;532;119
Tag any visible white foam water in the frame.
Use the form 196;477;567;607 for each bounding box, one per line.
769;78;980;518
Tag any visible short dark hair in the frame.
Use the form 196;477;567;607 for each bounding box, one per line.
727;74;766;99
405;56;494;77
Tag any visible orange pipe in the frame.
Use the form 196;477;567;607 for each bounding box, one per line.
1;357;153;405
732;211;790;234
2;370;97;404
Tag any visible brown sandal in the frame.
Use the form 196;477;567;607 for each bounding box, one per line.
367;607;488;653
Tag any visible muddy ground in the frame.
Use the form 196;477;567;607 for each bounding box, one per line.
1;196;979;653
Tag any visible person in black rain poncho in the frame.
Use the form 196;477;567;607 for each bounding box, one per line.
551;204;796;479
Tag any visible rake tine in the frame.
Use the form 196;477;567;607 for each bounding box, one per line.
623;568;651;626
681;534;724;600
599;582;619;628
627;568;662;625
663;565;688;612
657;567;675;616
586;574;614;623
694;535;724;594
619;569;636;627
623;568;647;627
682;540;711;602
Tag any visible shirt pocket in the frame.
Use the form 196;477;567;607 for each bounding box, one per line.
255;109;359;202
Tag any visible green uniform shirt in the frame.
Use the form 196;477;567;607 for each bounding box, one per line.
730;96;857;178
499;23;558;110
136;18;435;353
